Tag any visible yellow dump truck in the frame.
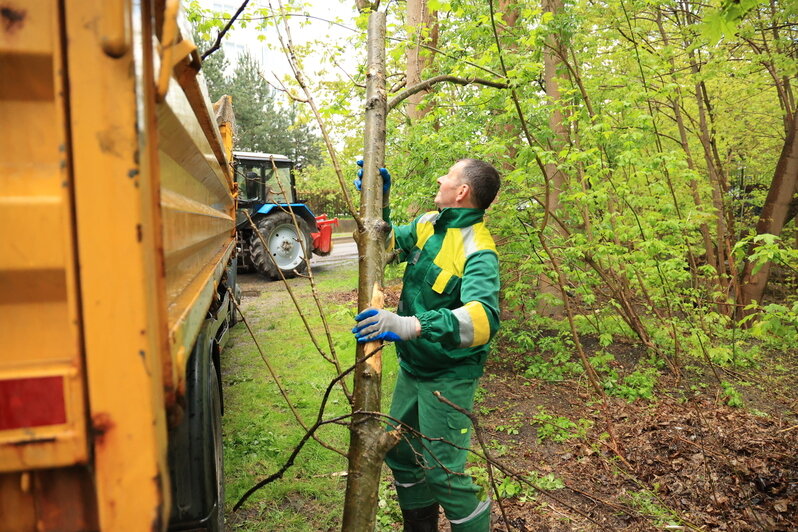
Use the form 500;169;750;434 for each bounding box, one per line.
1;1;238;530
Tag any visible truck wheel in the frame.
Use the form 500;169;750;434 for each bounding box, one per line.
168;335;225;532
250;212;311;280
208;358;225;532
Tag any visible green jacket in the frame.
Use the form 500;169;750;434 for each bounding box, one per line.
387;207;500;379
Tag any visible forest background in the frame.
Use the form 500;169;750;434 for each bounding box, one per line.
187;0;797;529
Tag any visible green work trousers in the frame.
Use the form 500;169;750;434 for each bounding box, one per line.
386;369;491;531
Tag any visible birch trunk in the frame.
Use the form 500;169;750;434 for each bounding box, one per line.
341;11;399;531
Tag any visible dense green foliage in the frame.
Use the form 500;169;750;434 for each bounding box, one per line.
191;0;797;391
184;1;797;527
370;0;797;385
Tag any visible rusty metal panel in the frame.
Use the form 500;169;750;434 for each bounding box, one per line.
0;468;99;532
0;0;89;472
0;473;36;532
32;467;99;530
64;0;172;529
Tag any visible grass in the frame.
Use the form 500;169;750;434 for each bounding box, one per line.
222;263;400;530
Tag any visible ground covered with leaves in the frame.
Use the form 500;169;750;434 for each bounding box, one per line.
468;348;798;531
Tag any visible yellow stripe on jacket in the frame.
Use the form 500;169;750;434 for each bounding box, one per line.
452;300;492;347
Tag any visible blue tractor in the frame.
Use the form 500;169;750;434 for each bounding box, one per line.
233;151;337;280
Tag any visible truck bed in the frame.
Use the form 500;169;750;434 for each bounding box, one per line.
0;1;236;529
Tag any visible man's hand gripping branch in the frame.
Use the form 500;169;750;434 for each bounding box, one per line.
352;309;421;343
355;159;392;209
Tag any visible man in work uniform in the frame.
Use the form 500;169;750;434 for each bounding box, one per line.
353;158;501;532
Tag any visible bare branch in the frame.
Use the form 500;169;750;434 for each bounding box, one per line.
206;12;361;34
433;391;511;532
263;162;351;400
227;286;347;458
331;54;364;88
200;0;252;61
201;9;506;81
233;344;386;511
244;211;352;403
387;75;509;111
260;70;309;103
270;0;359;221
388;75;407;93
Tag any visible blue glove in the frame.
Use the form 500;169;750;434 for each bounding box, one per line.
354;160;391;193
352;308;419;343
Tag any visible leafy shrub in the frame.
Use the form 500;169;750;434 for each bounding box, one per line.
721;381;744;407
531;407;592;443
603;367;659;401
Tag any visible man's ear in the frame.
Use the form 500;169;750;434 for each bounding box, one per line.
456;183;471;204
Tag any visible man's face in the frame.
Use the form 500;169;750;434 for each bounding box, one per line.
434;161;468;210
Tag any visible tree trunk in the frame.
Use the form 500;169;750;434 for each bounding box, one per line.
405;0;438;120
689;55;734;312
492;0;521;166
739;110;798;311
655;9;715;280
538;0;568;318
341;10;399;531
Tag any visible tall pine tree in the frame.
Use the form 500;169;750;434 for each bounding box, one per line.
200;47;323;167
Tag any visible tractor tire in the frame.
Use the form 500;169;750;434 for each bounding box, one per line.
249;212;312;280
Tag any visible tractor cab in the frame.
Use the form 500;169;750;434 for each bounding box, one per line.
234;151;294;210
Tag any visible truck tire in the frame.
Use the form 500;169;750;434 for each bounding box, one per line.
168;331;225;532
250;212;311;280
207;357;225;532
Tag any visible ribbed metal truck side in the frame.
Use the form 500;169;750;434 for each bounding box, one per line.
0;1;237;530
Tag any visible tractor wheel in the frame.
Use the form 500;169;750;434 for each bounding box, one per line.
249;212;311;280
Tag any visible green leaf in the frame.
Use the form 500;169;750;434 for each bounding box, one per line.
427;0;452;12
701;0;766;43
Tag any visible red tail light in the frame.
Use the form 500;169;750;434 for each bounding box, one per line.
0;376;67;430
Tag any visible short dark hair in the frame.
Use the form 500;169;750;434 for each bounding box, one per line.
458;159;500;209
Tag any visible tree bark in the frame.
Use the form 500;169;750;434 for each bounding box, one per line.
341;10;399;532
739;109;798;311
405;0;438;120
493;0;521;166
355;0;379;12
388;75;508;111
538;0;568;318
